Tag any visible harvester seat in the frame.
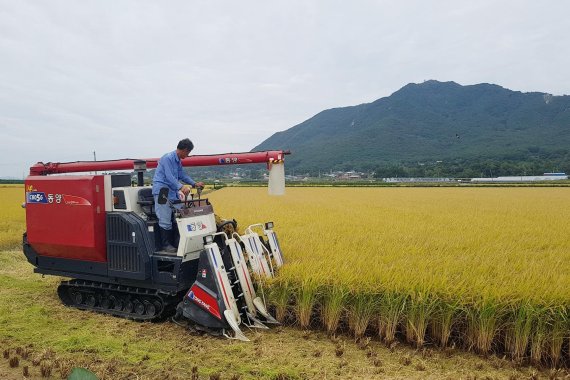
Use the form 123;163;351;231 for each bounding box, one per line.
137;188;156;219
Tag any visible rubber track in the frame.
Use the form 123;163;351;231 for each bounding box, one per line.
57;279;181;321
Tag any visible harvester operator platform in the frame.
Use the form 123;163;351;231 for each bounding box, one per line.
152;138;204;253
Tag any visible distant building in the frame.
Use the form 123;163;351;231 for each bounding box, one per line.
336;171;362;180
384;177;451;183
471;173;568;182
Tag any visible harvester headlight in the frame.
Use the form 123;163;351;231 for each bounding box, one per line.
203;235;214;245
265;222;274;229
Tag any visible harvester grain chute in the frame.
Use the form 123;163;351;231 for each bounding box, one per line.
22;150;288;341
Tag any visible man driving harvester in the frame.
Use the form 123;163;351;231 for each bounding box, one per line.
152;138;204;253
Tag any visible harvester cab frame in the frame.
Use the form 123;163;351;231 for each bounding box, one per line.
22;150;288;341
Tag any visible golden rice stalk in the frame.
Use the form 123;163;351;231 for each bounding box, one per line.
320;284;349;334
465;298;503;354
430;297;461;348
529;306;551;365
348;292;377;339
504;301;535;363
267;278;291;322
545;307;567;367
405;290;438;348
294;279;318;328
377;292;407;344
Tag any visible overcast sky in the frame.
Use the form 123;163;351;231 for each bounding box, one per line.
1;1;569;178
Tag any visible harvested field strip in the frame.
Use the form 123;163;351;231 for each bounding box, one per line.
208;187;570;365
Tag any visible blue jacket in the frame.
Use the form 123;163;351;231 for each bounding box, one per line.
152;151;196;200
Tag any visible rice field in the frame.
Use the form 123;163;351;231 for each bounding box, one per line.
208;187;570;366
0;185;25;250
1;185;569;367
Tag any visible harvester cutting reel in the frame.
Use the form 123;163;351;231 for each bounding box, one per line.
175;222;285;341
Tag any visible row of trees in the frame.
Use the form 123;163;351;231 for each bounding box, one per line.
373;157;570;179
282;148;570;179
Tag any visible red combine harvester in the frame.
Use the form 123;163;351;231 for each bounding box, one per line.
23;151;287;341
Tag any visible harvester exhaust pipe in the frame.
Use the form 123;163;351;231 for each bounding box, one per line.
133;160;147;187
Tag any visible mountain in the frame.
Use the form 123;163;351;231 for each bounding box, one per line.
253;80;570;175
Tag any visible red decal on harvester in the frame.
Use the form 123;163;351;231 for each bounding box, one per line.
217;272;231;308
241;266;253;296
63;195;91;206
187;285;221;320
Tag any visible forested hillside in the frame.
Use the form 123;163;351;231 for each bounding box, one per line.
254;80;570;176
